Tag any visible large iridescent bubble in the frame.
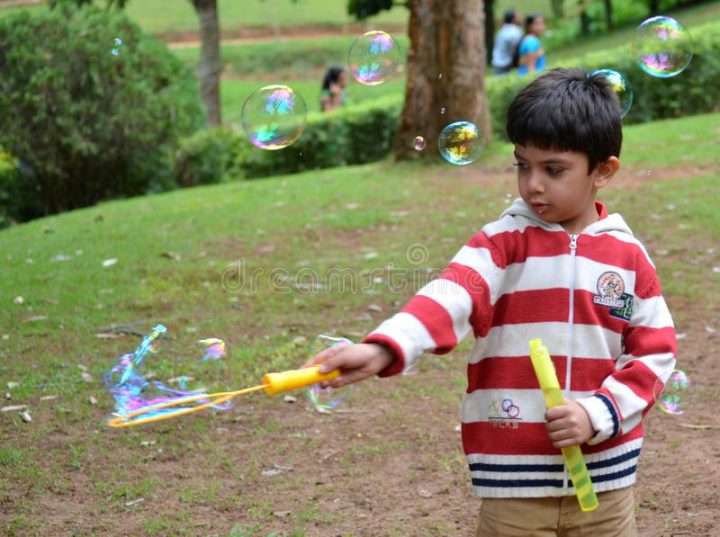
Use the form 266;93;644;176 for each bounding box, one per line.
305;335;354;413
633;16;693;78
241;85;307;150
348;31;402;86
437;121;485;165
588;69;634;119
655;369;690;415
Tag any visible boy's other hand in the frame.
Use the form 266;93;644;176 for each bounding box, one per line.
302;343;394;388
545;399;595;448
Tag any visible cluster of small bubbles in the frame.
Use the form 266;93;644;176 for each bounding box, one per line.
655;369;690;415
437;121;485;165
634;16;693;78
305;335;354;413
588;69;634;119
413;136;426;151
348;30;402;86
111;38;123;56
241;85;307;150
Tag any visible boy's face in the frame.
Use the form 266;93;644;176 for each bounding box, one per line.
513;144;618;234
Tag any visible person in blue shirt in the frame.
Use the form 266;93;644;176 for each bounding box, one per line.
491;9;523;75
518;13;546;76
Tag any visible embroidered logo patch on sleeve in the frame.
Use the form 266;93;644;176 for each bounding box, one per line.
593;271;633;321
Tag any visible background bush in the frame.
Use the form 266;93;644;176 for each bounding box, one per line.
0;5;203;225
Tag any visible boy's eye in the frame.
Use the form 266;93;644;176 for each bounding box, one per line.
547;167;565;176
513;162;528;170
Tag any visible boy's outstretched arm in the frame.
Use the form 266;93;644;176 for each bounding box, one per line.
304;343;394;388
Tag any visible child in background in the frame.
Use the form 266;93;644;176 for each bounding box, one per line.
320;66;347;112
307;68;677;536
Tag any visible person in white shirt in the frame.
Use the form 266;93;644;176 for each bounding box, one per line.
491;9;523;75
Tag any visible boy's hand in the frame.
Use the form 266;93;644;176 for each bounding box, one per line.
545;399;595;448
303;343;395;388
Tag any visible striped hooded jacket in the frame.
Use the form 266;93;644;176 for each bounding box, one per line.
364;198;677;498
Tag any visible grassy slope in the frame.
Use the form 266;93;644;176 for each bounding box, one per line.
1;112;718;375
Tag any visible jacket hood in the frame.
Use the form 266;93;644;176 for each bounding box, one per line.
501;198;633;236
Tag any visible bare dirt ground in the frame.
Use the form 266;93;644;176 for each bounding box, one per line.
161;23;407;50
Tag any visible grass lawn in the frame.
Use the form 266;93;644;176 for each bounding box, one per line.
1;113;719;535
221;78;405;120
0;0;550;35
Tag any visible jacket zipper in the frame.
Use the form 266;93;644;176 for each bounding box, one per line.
564;233;578;492
566;233;578;394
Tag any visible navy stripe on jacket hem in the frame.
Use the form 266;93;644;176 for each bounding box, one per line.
586;448;640;470
588;464;637;484
472;478;564;488
469;462;565;473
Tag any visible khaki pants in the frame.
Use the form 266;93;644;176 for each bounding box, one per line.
476;487;636;537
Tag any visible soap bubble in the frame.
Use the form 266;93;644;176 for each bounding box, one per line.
437;121;485;165
655;369;690;415
348;31;402;86
588;69;634;118
413;136;426;151
111;38;123;56
633;16;693;78
305;335;354;413
241;85;307;150
197;338;226;361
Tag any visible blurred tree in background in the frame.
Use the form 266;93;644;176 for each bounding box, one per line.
348;0;492;161
189;0;222;127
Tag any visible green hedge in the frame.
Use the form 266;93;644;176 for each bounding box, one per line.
182;20;720;181
178;96;401;182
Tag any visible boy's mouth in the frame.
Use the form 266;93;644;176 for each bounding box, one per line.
531;202;549;214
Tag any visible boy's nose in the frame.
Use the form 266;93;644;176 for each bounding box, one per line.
528;172;545;193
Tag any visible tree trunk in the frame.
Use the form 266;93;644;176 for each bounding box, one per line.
579;7;591;36
603;0;613;30
483;0;494;67
191;0;222;127
393;0;492;161
551;0;564;19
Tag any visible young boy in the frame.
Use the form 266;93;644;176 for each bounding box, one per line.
308;68;677;536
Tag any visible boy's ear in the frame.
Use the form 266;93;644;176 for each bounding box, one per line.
592;156;620;188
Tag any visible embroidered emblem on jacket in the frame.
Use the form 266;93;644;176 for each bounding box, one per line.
593;271;626;308
593;271;634;321
488;398;522;429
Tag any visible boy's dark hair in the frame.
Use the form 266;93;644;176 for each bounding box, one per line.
506;68;623;173
503;9;516;24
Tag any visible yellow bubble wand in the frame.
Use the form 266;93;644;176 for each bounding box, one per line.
529;338;599;512
107;366;339;428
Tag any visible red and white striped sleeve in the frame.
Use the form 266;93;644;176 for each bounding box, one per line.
578;252;677;445
364;231;504;377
